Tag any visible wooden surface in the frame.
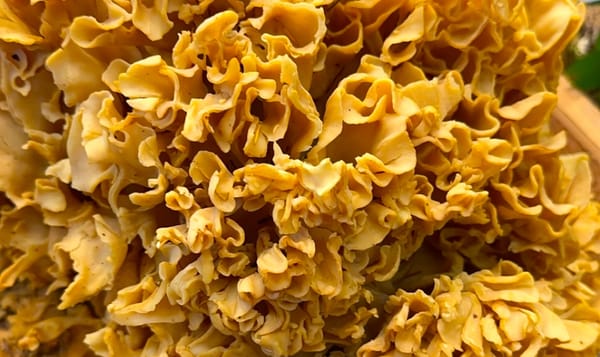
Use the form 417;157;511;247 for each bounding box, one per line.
552;76;600;196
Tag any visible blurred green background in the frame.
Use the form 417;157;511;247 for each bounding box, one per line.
566;1;600;104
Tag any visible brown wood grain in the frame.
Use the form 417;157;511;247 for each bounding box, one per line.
551;76;600;197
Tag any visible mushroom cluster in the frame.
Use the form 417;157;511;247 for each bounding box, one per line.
0;0;598;356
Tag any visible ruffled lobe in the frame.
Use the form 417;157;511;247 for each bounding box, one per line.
310;58;464;183
0;207;49;291
189;151;237;213
183;52;321;159
46;41;112;107
0;286;100;355
310;229;344;297
131;0;173;41
246;1;326;58
358;261;600;356
380;4;438;66
67;0;133;48
65;90;168;213
106;55;204;129
0;110;45;208
244;1;326;88
310;4;363;99
0;1;44;45
53;214;128;309
233;146;374;235
108;275;186;326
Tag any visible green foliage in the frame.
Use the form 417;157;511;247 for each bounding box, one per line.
566;11;600;104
